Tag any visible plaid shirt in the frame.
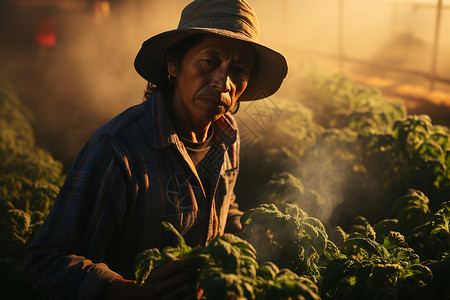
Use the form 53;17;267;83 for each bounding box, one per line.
23;91;242;300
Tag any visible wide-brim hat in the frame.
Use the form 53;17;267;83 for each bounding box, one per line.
134;0;288;101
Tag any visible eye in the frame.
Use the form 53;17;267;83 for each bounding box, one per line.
201;59;217;68
232;66;251;80
236;67;249;75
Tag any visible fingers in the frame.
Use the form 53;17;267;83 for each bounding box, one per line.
146;273;199;300
149;256;204;281
144;257;205;300
161;281;196;300
152;269;198;294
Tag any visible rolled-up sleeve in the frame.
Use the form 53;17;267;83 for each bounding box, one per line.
224;114;243;234
225;191;243;233
23;136;129;300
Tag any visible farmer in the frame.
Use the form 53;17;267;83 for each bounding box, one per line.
23;0;287;299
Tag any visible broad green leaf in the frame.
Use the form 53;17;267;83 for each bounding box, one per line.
134;248;161;286
346;237;389;258
383;231;405;250
161;221;188;252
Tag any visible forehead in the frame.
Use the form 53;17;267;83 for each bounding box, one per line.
189;35;254;62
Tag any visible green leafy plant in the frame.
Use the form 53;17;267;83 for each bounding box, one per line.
0;77;64;298
240;203;340;283
134;221;321;299
393;189;432;234
406;201;450;260
423;252;450;299
323;217;433;300
292;72;406;130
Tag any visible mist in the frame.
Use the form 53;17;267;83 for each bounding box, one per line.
1;0;449;172
1;0;190;166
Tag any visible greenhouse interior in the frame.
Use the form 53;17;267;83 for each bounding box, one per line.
1;0;449;299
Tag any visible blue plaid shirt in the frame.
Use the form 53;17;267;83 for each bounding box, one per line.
23;91;242;300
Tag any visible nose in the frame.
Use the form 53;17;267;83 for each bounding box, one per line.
211;66;231;93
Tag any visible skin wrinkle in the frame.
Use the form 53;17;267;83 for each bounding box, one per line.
167;35;254;143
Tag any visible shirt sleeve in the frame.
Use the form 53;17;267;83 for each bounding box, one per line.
23;136;130;300
225;191;243;234
225;116;243;234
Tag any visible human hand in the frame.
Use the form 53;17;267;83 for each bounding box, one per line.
99;256;204;300
143;256;204;300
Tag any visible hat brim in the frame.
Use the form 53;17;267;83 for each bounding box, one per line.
134;28;287;101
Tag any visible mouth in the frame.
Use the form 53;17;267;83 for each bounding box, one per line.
199;97;229;109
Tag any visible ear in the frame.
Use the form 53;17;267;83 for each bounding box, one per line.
166;53;177;77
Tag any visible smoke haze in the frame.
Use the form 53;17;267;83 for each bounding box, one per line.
0;0;448;170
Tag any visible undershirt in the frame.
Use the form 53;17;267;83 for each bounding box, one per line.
178;126;213;168
179;127;215;246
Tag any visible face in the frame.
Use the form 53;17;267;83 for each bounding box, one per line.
167;35;254;127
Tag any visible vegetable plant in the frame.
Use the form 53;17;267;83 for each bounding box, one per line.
323;216;433;300
134;221;321;299
0;77;63;299
240;203;340;283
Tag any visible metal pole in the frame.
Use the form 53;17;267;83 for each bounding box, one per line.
390;1;398;39
430;0;443;91
338;0;344;70
283;0;288;42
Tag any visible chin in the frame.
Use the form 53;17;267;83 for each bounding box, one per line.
199;109;226;123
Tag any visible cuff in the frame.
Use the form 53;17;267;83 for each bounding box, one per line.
225;212;243;233
77;263;122;300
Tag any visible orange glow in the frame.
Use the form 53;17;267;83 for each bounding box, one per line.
36;15;56;47
94;0;111;25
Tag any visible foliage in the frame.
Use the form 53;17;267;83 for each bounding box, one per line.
237;63;450;229
406;201;450;260
3;56;450;299
0;77;35;159
423;253;450;299
359;114;450;205
298;72;406;130
0;77;64;298
392;189;432;234
260;173;326;214
323;214;433;300
235;99;323;209
236;198;448;299
233;62;450;296
134;221;321;300
240;203;341;283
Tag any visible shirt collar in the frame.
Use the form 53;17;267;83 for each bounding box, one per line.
145;91;237;149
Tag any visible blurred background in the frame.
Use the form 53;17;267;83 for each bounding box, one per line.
3;3;450;298
0;0;449;168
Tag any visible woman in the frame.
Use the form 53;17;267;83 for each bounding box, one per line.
24;0;287;299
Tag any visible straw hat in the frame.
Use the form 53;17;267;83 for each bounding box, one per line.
134;0;288;101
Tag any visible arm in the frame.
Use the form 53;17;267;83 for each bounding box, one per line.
99;257;204;300
23;137;129;300
225;192;243;233
225;118;243;234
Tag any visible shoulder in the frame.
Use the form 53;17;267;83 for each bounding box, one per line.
94;102;148;138
74;102;150;166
